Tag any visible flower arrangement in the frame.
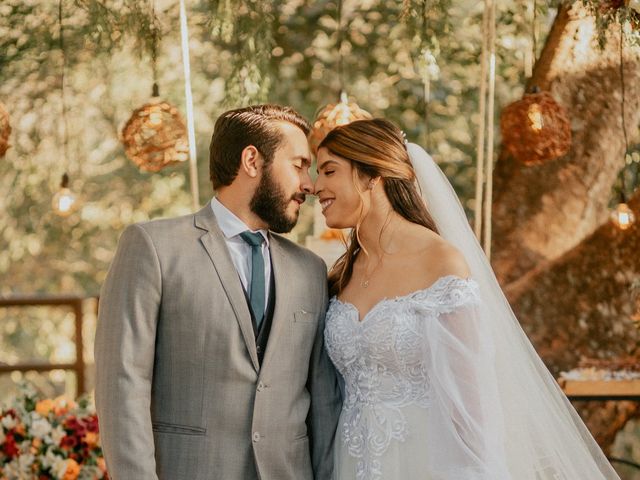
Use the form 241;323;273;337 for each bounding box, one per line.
0;384;107;480
559;356;640;381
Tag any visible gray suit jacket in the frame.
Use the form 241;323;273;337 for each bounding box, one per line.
95;202;341;480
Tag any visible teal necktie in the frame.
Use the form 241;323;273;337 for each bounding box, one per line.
239;231;266;328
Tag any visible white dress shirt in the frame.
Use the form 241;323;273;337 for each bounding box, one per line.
210;197;271;314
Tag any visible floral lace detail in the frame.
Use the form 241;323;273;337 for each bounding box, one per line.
324;275;479;480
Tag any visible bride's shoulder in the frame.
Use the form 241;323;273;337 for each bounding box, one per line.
414;230;471;281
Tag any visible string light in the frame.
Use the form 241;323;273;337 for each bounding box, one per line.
53;0;78;217
611;22;636;231
611;202;635;230
52;173;78;217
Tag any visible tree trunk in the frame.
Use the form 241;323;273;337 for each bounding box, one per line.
490;3;640;452
492;3;640;287
504;190;640;450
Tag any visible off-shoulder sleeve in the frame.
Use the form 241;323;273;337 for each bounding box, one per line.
420;278;511;479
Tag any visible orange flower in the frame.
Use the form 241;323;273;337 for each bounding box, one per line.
53;396;77;416
320;228;345;241
30;437;42;454
97;457;107;473
14;424;26;436
83;431;99;448
63;459;80;480
35;399;55;416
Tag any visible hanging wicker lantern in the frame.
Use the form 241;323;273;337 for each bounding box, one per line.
0;102;11;157
500;90;572;166
121;96;189;172
308;92;372;155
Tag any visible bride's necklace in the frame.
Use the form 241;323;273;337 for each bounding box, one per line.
360;257;383;288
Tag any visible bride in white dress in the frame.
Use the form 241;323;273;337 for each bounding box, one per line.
314;118;620;480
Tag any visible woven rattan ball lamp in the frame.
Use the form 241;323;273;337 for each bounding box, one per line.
308;92;372;155
500;89;572;166
0;102;11;158
121;85;189;173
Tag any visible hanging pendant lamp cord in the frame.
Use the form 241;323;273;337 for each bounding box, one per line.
150;0;159;95
337;0;345;94
59;0;70;178
619;23;629;202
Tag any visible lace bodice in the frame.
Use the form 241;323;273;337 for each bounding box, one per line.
324;275;481;480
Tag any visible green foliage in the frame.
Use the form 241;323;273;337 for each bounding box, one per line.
0;0;594;297
580;0;640;48
204;0;275;103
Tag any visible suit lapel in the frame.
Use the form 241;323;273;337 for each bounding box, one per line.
195;203;260;371
260;234;294;373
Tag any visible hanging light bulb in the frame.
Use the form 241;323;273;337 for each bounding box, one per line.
52;1;80;219
527;102;544;131
609;27;635;232
611;201;636;230
148;104;164;126
52;173;78;217
333;92;354;125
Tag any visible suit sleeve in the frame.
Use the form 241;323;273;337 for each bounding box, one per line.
95;224;161;479
307;258;342;480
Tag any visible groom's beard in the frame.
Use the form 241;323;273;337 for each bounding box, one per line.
250;166;302;233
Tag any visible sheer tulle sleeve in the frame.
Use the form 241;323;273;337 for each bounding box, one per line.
421;279;511;480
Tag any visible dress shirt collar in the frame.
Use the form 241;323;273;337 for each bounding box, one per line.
211;197;269;245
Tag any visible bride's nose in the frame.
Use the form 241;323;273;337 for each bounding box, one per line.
314;176;324;195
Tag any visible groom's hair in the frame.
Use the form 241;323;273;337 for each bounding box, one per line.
209;104;310;189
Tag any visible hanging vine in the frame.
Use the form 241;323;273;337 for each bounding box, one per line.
206;0;276;105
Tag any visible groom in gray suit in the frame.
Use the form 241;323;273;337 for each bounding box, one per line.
95;104;341;479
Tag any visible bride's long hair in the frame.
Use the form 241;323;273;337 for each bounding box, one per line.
318;118;439;296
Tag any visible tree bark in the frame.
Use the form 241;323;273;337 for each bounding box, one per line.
504;190;640;450
492;3;640;286
506;190;640;375
490;3;640;452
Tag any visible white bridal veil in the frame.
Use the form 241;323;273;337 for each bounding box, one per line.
407;142;620;479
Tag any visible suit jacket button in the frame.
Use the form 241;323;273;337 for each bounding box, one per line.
253;432;261;442
257;382;264;391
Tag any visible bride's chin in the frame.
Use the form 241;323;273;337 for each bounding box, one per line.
323;216;339;229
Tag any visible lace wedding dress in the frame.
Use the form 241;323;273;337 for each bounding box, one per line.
325;275;511;480
322;142;620;480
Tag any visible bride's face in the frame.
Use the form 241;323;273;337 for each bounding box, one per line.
314;147;370;229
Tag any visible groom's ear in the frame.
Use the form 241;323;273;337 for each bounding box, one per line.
240;145;262;178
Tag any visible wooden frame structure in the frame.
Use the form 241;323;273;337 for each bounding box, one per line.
0;295;97;396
